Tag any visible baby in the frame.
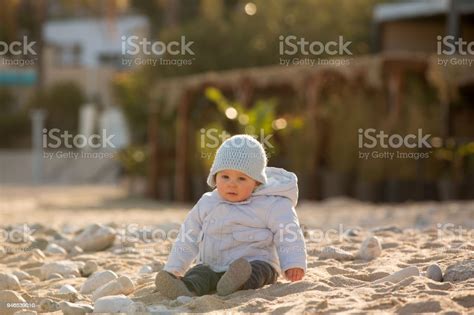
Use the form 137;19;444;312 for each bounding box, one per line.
155;134;307;298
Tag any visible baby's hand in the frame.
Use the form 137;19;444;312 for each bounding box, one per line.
285;268;304;282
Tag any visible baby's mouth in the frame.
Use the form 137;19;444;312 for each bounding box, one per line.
226;192;237;196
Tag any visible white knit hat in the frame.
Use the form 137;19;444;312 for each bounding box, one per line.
207;134;267;187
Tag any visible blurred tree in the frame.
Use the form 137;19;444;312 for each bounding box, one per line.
129;0;391;78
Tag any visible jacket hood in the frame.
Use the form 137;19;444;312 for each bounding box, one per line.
253;167;298;207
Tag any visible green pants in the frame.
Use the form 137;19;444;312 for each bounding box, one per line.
180;260;278;296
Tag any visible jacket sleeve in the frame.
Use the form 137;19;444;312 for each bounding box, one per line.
267;197;307;275
163;202;203;276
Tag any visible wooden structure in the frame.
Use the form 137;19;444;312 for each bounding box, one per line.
148;53;474;202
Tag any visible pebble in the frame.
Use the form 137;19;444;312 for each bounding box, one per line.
72;224;116;252
48;273;64;280
59;301;94;315
358;236;382;260
371;226;403;234
127;301;147;314
374;266;420;284
0;273;21;291
30;238;48;250
444;260;474;282
93;295;133;313
0;290;26;303
177;295;193;304
59;284;78;294
46;243;67;255
139;265;153;274
13;311;37;315
40;261;82;280
39;298;60;312
92;276;135;301
81;270;117;294
29;249;45;262
426;264;443;282
319;246;354;261
68;246;84;257
12;271;32;281
80;261;98;277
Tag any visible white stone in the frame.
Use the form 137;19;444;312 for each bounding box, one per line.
46;243;67;255
374;266;420;284
93;295;133;313
80;270;117;294
0;273;21;291
139;265;153;274
40;261;81;280
127;301;147;314
60;301;94;315
176;295;193;304
319;246;354;261
0;290;26;303
47;273;63;280
59;284;78;294
147;305;168;312
92;276;135;301
72;224;116;252
80;261;98;277
12;271;32;281
13;311;37;315
358;236;382;261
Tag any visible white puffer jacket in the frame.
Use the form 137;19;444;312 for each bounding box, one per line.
163;167;307;276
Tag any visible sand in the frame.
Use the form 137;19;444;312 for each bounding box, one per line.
0;185;473;314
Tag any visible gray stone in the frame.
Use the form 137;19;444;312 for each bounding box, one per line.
358;236;382;261
444;260;474;282
39;298;60;312
80;261;98;277
426;264;443;282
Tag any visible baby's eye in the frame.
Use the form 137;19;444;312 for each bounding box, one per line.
238;177;247;181
221;175;229;179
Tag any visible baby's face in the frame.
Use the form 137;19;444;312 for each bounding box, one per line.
215;169;258;202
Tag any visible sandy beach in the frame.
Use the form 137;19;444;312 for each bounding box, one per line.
0;185;473;314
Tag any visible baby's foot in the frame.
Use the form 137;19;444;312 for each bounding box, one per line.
217;258;252;296
155;271;195;299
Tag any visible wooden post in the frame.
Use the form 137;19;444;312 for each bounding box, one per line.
305;75;322;199
175;90;192;202
147;101;159;198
